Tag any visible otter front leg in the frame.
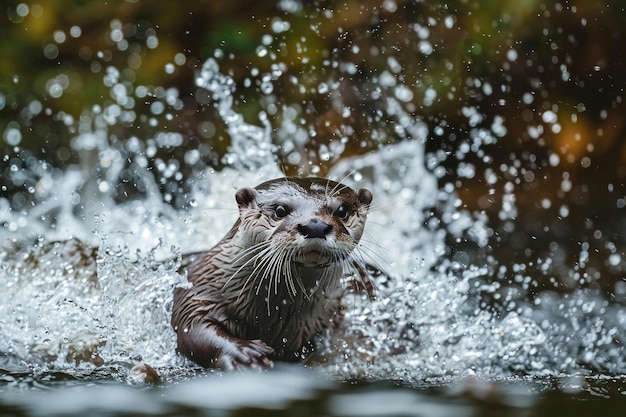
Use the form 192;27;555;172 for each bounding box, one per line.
176;321;274;370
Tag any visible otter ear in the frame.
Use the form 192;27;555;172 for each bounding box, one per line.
357;188;373;207
235;187;258;210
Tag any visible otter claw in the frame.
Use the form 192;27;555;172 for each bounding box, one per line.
220;338;274;370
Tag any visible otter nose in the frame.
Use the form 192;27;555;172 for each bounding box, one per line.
297;218;332;239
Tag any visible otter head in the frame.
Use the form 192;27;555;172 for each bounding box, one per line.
233;177;372;271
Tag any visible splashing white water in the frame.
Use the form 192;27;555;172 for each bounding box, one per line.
0;58;623;380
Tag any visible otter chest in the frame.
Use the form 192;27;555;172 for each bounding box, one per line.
229;290;342;359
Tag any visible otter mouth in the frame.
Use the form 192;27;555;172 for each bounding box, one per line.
302;250;322;263
295;250;333;267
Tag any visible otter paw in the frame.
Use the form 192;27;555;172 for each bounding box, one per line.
220;339;274;370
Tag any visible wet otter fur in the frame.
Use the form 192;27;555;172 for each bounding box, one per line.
171;177;373;369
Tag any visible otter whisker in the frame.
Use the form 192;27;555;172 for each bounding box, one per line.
252;246;281;297
294;266;310;298
229;242;270;278
273;252;282;296
223;240;271;288
358;232;390;266
263;242;285;297
257;240;290;301
231;240;270;263
327;171;354;197
352;243;386;280
276;244;296;297
284;252;298;299
274;242;291;286
333;170;357;191
275;246;296;308
356;238;387;264
277;244;294;297
263;256;277;316
261;242;291;314
233;244;276;300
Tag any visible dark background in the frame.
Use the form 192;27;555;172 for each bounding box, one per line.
1;0;625;294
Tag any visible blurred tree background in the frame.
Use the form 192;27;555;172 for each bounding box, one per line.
1;0;625;293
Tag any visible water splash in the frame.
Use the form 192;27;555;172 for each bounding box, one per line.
0;55;623;381
195;58;277;172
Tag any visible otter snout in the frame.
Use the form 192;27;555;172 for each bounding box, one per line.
297;218;332;239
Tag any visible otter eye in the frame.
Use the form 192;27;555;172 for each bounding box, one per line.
335;204;350;220
275;205;289;218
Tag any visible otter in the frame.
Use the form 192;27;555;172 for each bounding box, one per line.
171;177;373;369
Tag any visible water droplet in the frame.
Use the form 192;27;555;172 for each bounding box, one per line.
608;254;621;266
70;26;82;38
4;128;22;146
43;44;59;59
256;46;268;57
541;110;558;124
444;15;455;29
15;3;29;17
146;35;159;49
394;85;413;102
53;30;66;43
419;41;433;55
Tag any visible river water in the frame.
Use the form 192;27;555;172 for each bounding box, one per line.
1;3;625;416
